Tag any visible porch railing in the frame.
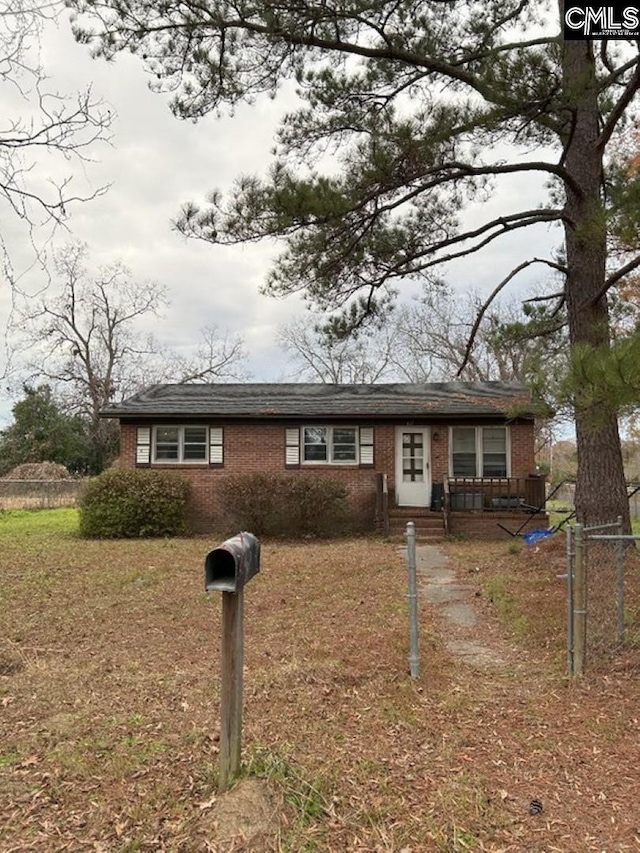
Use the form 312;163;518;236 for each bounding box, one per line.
444;476;546;513
375;472;390;537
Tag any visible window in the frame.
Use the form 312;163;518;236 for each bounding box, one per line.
402;432;425;482
302;426;357;464
450;426;508;477
482;427;508;476
153;426;208;463
451;427;476;477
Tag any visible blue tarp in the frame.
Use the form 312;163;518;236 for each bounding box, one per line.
522;527;554;544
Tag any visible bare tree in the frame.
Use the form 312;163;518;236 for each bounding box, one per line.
281;286;568;394
0;0;111;277
393;287;567;383
391;286;568;452
278;317;397;383
391;292;472;383
12;242;247;468
166;325;247;384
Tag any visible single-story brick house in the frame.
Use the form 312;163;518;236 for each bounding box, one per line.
101;381;548;538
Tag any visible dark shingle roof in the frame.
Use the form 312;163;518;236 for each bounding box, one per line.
101;382;536;420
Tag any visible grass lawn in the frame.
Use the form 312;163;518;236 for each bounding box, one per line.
0;506;79;539
1;511;640;851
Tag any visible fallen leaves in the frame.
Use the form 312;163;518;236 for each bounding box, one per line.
1;532;640;851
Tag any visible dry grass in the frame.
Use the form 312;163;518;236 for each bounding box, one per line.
1;512;640;851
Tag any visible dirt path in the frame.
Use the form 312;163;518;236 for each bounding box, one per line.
414;543;507;667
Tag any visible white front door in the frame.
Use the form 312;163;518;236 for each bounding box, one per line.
395;427;431;507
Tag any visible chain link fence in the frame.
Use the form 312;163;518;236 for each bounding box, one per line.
567;521;640;674
0;480;83;509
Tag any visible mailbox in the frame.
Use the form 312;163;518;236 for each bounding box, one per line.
205;532;260;593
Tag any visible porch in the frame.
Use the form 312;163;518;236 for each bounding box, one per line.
377;474;549;539
444;475;546;514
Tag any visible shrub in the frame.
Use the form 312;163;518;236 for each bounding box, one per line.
78;469;191;538
218;472;354;537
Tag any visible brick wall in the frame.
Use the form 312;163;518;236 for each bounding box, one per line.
430;428;449;483
121;422;395;532
449;512;549;539
509;421;536;476
118;419;537;533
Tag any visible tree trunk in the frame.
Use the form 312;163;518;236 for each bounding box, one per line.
561;33;631;529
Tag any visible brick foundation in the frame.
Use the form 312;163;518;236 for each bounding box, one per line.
448;511;550;539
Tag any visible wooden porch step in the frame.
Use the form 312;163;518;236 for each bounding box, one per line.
388;509;442;520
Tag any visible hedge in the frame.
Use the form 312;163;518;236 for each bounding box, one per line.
218;472;355;537
78;469;191;538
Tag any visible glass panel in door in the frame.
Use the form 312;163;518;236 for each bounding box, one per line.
402;432;425;482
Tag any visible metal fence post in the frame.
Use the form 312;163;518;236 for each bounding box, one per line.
616;515;625;645
406;522;420;678
573;523;586;676
566;524;574;675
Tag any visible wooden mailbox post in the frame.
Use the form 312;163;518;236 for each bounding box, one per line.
205;532;260;791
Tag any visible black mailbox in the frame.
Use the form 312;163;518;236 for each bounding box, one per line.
205;532;260;593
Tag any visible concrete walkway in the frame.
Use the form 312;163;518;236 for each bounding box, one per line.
413;543;506;668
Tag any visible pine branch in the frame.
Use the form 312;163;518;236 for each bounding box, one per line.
598;60;640;152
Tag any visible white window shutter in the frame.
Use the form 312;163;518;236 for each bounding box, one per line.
210;427;224;466
285;428;300;466
359;427;374;466
136;427;151;465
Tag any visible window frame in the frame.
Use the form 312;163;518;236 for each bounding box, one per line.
301;425;359;466
152;425;209;464
449;426;510;478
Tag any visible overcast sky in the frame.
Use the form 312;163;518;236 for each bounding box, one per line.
0;9;561;426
